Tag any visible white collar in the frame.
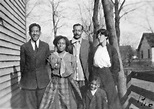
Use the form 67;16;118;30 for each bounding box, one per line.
91;89;97;96
71;37;82;44
31;39;39;47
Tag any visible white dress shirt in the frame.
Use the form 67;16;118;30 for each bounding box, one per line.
31;39;39;51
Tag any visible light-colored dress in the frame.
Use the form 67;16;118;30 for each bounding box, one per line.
39;52;83;109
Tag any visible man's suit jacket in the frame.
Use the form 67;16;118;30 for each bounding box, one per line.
69;38;91;81
20;40;50;89
84;88;108;109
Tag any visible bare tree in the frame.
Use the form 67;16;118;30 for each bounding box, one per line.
93;0;100;37
77;0;105;42
78;3;93;41
101;0;127;107
111;0;143;44
92;0;105;47
138;1;154;33
25;0;39;18
48;0;66;38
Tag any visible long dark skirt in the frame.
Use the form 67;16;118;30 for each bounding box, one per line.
93;67;122;109
39;76;83;109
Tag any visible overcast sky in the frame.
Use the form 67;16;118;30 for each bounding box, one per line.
26;0;154;49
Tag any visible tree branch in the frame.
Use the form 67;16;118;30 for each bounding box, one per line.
26;1;38;17
120;6;140;19
118;0;126;13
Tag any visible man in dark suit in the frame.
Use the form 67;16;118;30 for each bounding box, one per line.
69;23;91;88
20;23;50;109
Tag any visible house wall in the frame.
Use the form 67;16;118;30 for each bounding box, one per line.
151;48;154;65
139;37;151;60
0;0;26;108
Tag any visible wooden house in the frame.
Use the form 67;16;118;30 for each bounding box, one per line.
137;33;154;66
0;0;26;108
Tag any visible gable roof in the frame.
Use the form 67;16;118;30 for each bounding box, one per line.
137;33;154;51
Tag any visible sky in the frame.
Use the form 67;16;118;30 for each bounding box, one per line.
120;0;154;49
26;0;154;50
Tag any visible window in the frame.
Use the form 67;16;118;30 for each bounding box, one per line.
148;49;150;58
141;51;143;59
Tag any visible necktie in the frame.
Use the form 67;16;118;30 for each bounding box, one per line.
35;42;38;51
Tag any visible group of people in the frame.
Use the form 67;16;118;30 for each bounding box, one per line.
20;23;122;109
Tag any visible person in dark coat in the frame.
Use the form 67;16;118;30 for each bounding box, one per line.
68;23;92;88
20;23;50;109
92;29;122;109
83;75;108;109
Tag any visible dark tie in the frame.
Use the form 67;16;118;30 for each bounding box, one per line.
35;42;38;51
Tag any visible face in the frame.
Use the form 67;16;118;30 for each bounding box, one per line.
98;33;107;46
57;38;66;52
29;26;41;42
73;25;83;39
90;80;100;91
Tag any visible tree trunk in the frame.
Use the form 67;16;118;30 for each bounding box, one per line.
51;2;57;39
92;0;100;46
101;0;127;102
114;0;120;44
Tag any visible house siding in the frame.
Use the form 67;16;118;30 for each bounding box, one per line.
151;48;154;65
139;37;151;60
0;0;26;108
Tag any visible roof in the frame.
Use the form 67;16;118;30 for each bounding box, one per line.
137;33;154;51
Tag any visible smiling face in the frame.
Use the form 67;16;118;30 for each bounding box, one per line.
89;80;100;91
57;38;66;52
29;26;41;42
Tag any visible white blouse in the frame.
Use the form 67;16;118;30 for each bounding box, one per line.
93;45;111;68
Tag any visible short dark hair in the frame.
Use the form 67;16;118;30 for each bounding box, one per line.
89;75;101;85
73;23;84;30
96;29;109;39
53;35;70;51
29;23;41;33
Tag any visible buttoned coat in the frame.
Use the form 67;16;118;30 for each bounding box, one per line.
84;88;108;109
20;40;50;89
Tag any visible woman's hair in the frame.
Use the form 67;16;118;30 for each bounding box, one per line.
53;35;70;51
96;29;109;39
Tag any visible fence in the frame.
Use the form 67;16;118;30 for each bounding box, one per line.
125;70;154;109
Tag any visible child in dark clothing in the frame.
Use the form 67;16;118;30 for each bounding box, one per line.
83;75;108;109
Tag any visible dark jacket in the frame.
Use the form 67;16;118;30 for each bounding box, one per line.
20;40;50;89
84;88;108;109
68;38;92;81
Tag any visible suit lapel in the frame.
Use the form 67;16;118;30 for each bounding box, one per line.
80;39;84;57
86;90;93;100
27;40;34;53
106;44;112;59
37;40;41;52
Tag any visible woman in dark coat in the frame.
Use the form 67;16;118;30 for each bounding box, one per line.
92;29;122;109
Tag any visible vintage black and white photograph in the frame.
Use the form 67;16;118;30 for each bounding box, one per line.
0;0;154;109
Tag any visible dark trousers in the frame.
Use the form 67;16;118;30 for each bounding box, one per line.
20;88;45;109
93;67;122;109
